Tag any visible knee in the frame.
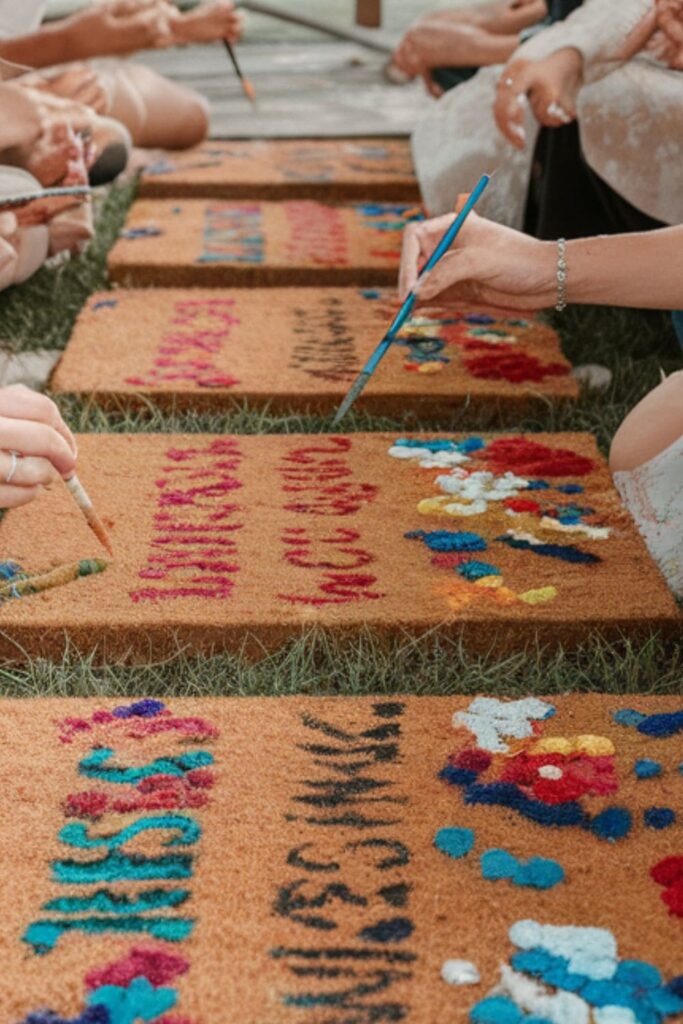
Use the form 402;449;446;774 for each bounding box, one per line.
169;91;210;150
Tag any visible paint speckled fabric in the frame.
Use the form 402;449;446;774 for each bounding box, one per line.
414;0;683;227
614;433;683;598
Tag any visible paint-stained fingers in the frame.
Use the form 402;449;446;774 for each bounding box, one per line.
0;416;77;478
493;87;527;149
0;385;77;458
0;482;42;509
618;9;658;59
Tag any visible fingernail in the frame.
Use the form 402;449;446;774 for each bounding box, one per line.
510;124;526;142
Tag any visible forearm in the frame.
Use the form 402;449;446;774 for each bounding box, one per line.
516;0;651;66
485;0;548;34
0;21;81;69
567;227;683;309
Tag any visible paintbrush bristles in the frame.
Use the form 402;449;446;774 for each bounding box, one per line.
65;474;114;556
223;38;258;107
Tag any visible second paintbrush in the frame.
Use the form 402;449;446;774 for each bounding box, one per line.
223;38;257;107
332;173;491;424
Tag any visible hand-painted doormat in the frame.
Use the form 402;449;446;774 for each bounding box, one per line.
0;432;677;661
137;138;420;201
3;694;683;1023
51;289;577;415
107;200;419;287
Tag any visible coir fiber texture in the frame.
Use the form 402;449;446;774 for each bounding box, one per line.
136;138;419;201
2;694;682;1023
0;432;677;661
50;289;577;416
107;200;417;287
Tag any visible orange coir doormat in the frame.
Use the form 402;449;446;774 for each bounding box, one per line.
3;693;683;1023
107;200;417;287
137;138;420;201
0;432;677;661
51;288;577;415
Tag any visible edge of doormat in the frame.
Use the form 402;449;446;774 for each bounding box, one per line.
107;264;401;288
0;617;678;666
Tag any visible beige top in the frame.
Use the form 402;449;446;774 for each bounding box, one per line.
413;0;683;226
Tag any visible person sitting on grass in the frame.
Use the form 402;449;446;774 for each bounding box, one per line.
0;384;77;509
399;211;683;598
390;0;549;96
0;0;242;155
0;126;94;292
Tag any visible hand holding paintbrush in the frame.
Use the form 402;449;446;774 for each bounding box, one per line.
332;174;491;424
0;384;112;555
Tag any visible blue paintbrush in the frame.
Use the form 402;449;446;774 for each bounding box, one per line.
332;173;491;425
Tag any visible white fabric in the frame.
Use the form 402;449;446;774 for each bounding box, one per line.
412;65;539;226
614;433;683;599
0;0;46;38
413;0;683;227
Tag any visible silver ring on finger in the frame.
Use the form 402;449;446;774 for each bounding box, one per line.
4;450;20;485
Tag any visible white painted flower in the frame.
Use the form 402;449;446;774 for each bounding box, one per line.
453;697;555;753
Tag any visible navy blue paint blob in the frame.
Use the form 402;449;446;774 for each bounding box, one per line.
464;782;587;828
589;807;632;841
358;917;414;943
496;535;600;564
637;710;683;738
644;807;676;830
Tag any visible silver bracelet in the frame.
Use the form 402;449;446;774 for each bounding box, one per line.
555;238;567;312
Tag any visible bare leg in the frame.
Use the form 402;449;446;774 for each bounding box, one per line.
610;371;683;472
104;64;210;150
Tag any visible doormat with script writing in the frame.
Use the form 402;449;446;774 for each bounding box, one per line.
51;289;577;415
137;138;419;201
107;200;419;287
0;433;676;661
3;694;682;1023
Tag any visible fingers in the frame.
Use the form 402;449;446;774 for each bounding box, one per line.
0;385;77;461
494;83;528;148
415;250;473;301
0;483;42;510
0;417;77;478
0;451;57;488
398;214;455;300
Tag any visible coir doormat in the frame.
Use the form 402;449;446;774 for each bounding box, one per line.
51;289;577;415
0;432;677;661
107;200;417;287
3;694;682;1023
137;138;420;201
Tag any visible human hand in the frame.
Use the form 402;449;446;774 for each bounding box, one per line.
0;385;77;509
399;211;558;310
619;0;683;66
494;48;583;148
27;65;110;116
63;0;176;59
393;19;511;96
168;1;243;46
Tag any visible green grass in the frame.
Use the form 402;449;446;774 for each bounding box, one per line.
0;181;680;699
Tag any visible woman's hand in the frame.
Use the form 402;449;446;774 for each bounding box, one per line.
399;211;558;310
493;47;583;148
621;0;683;68
168;1;243;46
26;65;110;116
63;0;176;59
0;385;77;509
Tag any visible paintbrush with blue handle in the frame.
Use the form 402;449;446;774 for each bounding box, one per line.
331;173;491;425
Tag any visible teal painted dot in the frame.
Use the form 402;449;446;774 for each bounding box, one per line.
470;995;523;1024
613;709;646;727
635;759;662;779
480;849;564;889
457;561;501;582
434;827;475;859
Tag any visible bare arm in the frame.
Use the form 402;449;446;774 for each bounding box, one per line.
399;214;683;312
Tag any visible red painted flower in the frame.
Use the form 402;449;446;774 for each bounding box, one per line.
501;751;618;805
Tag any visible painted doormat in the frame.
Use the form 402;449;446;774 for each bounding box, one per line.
0;432;677;661
137;138;420;201
107;200;418;287
2;693;683;1024
51;289;577;415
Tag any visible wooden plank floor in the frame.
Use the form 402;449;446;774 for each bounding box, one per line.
140;39;430;138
